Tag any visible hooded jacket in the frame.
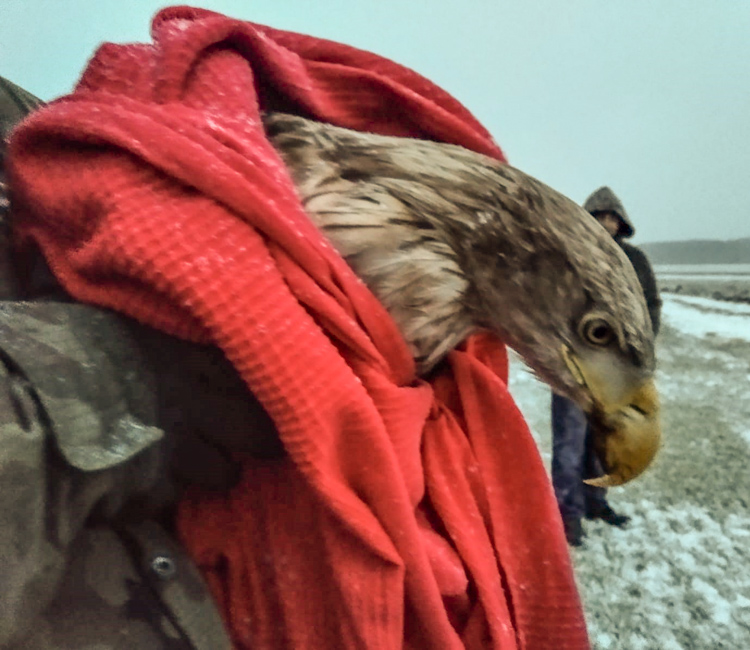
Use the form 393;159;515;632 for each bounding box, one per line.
583;186;661;334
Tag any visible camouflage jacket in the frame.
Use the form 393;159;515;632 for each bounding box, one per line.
0;77;282;649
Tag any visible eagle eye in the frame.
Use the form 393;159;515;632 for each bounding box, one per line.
580;315;615;347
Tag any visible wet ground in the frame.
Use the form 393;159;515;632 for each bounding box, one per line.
508;276;750;649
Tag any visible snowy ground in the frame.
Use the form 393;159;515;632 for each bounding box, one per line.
508;280;750;649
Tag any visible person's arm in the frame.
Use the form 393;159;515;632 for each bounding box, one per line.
0;302;170;645
0;351;55;644
0;300;273;647
639;252;661;336
623;244;661;336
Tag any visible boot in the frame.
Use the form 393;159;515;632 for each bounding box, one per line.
563;517;585;547
586;503;631;528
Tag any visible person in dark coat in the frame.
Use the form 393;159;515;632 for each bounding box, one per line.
552;185;661;547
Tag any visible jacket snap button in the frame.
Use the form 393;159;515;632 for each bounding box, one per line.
150;554;177;579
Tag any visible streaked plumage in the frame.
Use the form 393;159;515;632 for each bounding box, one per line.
265;113;660;486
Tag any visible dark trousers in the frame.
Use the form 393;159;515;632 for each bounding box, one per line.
551;393;607;521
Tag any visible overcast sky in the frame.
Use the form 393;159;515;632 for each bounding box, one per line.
2;0;749;244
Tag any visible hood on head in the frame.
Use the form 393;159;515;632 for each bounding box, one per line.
583;186;635;239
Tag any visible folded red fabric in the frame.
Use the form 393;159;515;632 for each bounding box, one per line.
8;6;589;648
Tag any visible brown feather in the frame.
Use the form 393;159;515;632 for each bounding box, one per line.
264;113;654;404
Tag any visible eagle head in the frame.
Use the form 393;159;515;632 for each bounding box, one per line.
459;168;659;486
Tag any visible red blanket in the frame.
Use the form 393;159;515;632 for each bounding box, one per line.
8;6;588;649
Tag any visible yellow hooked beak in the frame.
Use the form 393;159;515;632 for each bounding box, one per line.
562;345;661;487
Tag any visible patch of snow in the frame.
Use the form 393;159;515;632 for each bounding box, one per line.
666;294;750;315
659;273;750;281
655;263;750;275
691;577;732;624
575;500;750;648
662;296;750;341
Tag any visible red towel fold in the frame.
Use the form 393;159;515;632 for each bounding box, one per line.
8;6;589;648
